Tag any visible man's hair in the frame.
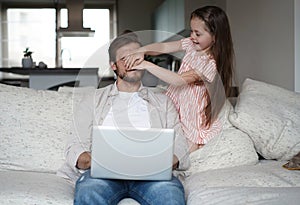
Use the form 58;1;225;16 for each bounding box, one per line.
108;32;141;63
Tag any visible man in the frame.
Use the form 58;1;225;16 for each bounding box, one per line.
58;33;190;205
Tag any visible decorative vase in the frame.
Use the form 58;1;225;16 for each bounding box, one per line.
22;57;33;68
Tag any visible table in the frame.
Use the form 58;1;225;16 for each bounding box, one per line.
0;67;99;90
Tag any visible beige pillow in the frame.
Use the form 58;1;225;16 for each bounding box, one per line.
229;78;300;160
186;100;258;175
0;84;74;173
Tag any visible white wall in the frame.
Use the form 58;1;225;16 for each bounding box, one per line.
0;3;2;79
227;0;295;91
296;0;300;92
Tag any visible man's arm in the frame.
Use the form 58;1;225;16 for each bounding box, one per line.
65;93;94;171
172;155;179;170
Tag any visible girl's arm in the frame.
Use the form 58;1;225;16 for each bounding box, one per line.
142;40;183;55
131;60;202;86
125;40;183;69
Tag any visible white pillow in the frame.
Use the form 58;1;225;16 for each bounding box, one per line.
0;84;75;173
229;78;300;160
186;100;258;176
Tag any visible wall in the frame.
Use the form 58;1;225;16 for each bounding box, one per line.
227;0;295;91
151;0;227;42
184;0;226;28
117;0;164;33
296;0;300;92
0;3;1;71
117;0;298;92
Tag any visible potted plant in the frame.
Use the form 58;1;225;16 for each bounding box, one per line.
22;47;34;68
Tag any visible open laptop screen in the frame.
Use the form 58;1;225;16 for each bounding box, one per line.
91;126;174;180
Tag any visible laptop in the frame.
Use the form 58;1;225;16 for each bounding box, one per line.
91;126;175;180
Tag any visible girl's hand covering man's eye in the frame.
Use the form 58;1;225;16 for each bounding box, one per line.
124;51;145;69
127;60;155;72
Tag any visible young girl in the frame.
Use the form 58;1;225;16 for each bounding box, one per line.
124;6;234;152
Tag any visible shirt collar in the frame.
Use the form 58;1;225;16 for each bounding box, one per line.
108;82;149;101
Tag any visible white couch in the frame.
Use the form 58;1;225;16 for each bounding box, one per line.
0;78;300;205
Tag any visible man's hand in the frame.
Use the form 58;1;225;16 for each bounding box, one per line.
76;151;91;170
172;155;179;170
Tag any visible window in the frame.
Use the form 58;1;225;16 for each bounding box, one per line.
7;9;56;67
60;9;110;68
1;4;114;78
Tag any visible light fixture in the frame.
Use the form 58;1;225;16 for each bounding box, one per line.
57;0;95;37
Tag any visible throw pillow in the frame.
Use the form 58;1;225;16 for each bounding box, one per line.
185;100;258;176
0;83;75;173
229;78;300;160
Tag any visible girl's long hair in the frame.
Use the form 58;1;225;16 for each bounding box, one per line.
191;6;235;127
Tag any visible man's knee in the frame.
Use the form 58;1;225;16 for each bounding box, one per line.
74;175;109;205
145;178;185;205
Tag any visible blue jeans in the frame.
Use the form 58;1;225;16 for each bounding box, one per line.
74;170;186;205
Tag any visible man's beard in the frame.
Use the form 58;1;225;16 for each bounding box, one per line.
115;66;145;82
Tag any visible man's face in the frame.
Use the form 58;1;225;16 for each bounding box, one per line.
112;42;144;82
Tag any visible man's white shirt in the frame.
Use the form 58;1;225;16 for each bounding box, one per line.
102;91;151;128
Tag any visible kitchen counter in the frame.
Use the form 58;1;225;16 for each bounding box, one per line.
0;67;99;90
0;67;98;75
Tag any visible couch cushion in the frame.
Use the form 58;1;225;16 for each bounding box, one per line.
0;84;75;172
0;171;74;205
184;100;258;176
184;160;300;205
185;160;300;188
0;170;140;205
229;78;300;160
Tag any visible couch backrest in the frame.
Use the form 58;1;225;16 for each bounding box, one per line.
0;83;83;173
